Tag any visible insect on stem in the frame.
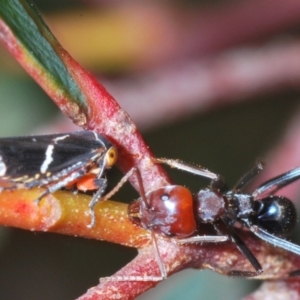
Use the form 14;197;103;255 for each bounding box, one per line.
2;132;300;282
0;131;118;228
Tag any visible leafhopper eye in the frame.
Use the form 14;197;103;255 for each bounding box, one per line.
104;146;118;168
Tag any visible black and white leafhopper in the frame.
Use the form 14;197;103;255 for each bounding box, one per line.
0;131;118;227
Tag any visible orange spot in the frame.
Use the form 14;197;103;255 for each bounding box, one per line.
75;174;98;191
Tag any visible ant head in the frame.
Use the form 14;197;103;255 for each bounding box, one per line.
128;185;196;238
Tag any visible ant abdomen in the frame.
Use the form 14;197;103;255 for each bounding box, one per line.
253;196;297;236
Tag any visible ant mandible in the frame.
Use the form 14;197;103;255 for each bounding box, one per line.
101;159;300;281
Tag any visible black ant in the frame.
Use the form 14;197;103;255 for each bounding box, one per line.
101;159;300;281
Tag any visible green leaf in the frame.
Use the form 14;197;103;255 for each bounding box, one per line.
0;0;87;108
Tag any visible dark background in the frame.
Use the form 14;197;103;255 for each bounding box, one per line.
0;1;300;299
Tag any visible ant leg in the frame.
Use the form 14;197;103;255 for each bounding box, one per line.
151;232;167;280
176;235;229;244
233;161;264;191
87;167;146;227
250;225;300;278
100;231;166;282
250;225;300;256
153;158;219;181
252;167;300;198
226;231;262;277
100;167;147;203
176;223;229;244
217;218;263;277
154;158;227;191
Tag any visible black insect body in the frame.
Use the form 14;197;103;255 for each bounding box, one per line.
4;130;300;280
0;131;118;227
122;159;300;280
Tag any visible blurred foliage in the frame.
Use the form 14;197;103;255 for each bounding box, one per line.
0;73;57;136
0;1;300;300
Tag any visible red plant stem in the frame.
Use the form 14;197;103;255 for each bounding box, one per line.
0;189;150;247
78;232;300;300
0;18;170;194
243;280;300;300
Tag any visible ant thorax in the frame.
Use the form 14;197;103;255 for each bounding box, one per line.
194;188;225;223
224;191;254;219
